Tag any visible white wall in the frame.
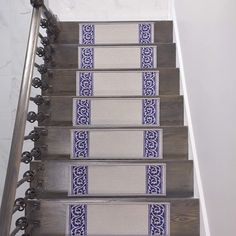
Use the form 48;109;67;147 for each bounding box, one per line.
49;0;169;21
174;0;236;235
0;0;32;201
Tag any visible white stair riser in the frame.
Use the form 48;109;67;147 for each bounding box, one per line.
76;71;159;96
73;98;160;126
68;203;169;235
78;46;157;69
71;129;163;159
69;164;165;196
79;23;154;44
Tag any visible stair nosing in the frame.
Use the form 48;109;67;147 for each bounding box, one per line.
28;196;198;202
52;42;175;47
42;95;183;99
47;68;179;72
36;125;187;129
60;20;173;23
34;159;192;164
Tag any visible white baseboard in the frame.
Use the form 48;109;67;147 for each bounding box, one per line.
170;1;211;235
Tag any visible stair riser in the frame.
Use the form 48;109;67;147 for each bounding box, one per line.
31;161;193;197
57;21;173;44
43;69;180;96
51;44;176;69
35;127;188;160
26;199;199;236
39;97;183;126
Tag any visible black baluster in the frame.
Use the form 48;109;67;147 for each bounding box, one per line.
42;37;50;46
30;95;44;105
21;147;42;164
30;95;49;105
24;130;41;141
32;77;50;91
31;147;42;159
23;170;35;183
27;111;38;123
21;151;32;164
40;18;48;29
35;63;48;74
36;47;45;57
24;129;47;142
25;188;37;199
32;77;42;88
39;33;51;46
15;217;28;230
36;46;53;63
27;111;49;123
14;198;27;212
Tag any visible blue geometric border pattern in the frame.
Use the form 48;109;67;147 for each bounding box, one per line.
139;23;152;44
144;130;161;158
75;99;91;125
69;204;87;236
71;166;88;195
141;47;154;69
142;72;157;96
73;131;89;158
146;165;165;195
79;72;93;96
81;24;95;45
142;99;158;125
80;48;94;69
148;204;169;235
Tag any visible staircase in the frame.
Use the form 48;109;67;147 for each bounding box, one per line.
0;3;199;236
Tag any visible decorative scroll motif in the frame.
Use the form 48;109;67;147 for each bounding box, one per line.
79;72;93;96
144;130;161;158
146;165;165;195
75;99;91;125
71;166;88;195
148;204;169;235
139;23;152;44
73;131;89;158
69;204;87;236
80;48;94;69
81;24;95;45
142;99;159;125
142;72;157;96
141;47;154;68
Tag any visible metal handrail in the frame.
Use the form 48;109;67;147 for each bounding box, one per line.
0;6;42;236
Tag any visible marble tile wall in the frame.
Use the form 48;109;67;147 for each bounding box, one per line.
49;0;170;21
0;0;31;202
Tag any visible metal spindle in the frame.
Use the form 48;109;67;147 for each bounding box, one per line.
32;77;50;91
17;171;35;188
38;33;50;46
27;111;49;123
29;95;50;105
13;198;27;214
34;63;48;74
21;147;42;164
